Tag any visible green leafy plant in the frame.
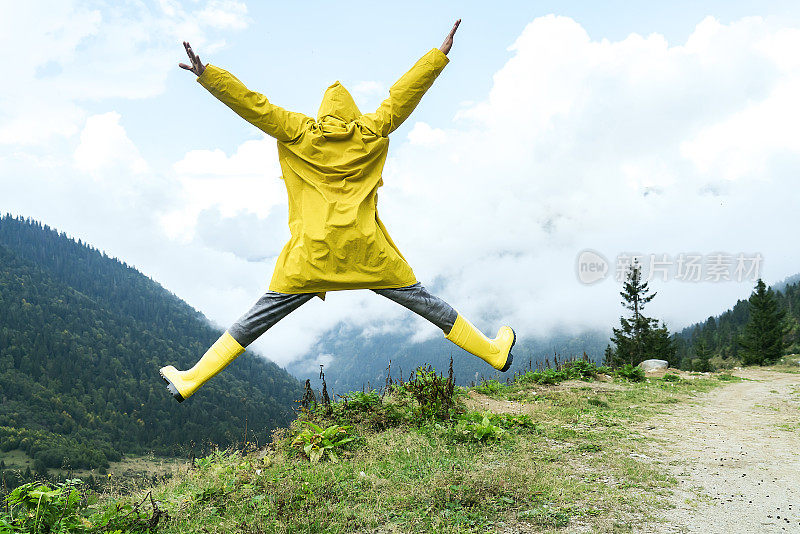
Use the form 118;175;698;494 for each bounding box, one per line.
661;373;681;382
595;365;613;375
452;413;506;442
398;364;458;420
316;389;410;431
564;359;599;380
340;391;382;411
514;360;610;386
194;447;240;470
291;422;356;463
495;413;537;430
1;479;92;534
85;490;166;533
615;364;645;382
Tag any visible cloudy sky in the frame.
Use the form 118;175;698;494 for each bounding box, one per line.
2;0;800;366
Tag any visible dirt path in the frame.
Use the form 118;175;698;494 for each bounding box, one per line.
639;369;800;533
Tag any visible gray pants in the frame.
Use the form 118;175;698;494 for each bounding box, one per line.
228;282;458;347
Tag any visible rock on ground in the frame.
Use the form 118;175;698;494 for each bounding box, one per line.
639;359;669;371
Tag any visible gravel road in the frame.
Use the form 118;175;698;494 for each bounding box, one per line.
640;369;800;533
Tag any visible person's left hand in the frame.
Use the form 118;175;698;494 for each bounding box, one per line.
179;41;205;76
439;19;461;55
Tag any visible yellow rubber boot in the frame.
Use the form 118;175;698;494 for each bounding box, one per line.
159;331;245;402
445;314;515;372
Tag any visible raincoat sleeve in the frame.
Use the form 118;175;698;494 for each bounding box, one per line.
197;64;312;143
362;48;449;137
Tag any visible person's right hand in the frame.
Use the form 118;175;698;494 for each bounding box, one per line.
439;19;461;56
179;41;205;76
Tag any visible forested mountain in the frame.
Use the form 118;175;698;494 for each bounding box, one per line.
672;278;800;367
288;324;610;395
0;215;304;470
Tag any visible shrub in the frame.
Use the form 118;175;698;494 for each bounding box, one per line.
397;364;458;421
321;391;408;431
291;422;356;463
661;373;681;382
341;391;382;411
615;364;645;382
301;364;462;435
564;359;598;380
516;369;570;385
515;360;607;386
595;365;613;375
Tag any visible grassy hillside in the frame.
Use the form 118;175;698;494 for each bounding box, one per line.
0;215;304;478
6;362;743;533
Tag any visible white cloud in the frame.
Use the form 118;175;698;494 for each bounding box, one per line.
74;112;148;176
0;0;249;146
166;136;284;239
195;0;249;30
407;122;447;146
351;80;384;97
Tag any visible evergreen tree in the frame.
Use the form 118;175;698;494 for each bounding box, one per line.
609;260;674;366
738;279;788;365
703;316;717;350
603;344;614;366
643;320;677;364
692;338;713;372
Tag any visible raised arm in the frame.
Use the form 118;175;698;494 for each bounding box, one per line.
180;41;311;143
362;20;460;137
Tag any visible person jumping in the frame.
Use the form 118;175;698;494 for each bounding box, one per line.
160;20;516;403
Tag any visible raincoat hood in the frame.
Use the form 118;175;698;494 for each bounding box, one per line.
317;82;361;122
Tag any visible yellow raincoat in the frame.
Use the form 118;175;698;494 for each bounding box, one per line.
197;48;449;295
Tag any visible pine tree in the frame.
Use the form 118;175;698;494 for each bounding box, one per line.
692;337;713;372
644;320;677;364
610;260;674;366
603;344;615;366
703;316;717;350
739;279;788;365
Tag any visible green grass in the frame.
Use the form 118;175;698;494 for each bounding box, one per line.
716;373;745;382
21;370;730;533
